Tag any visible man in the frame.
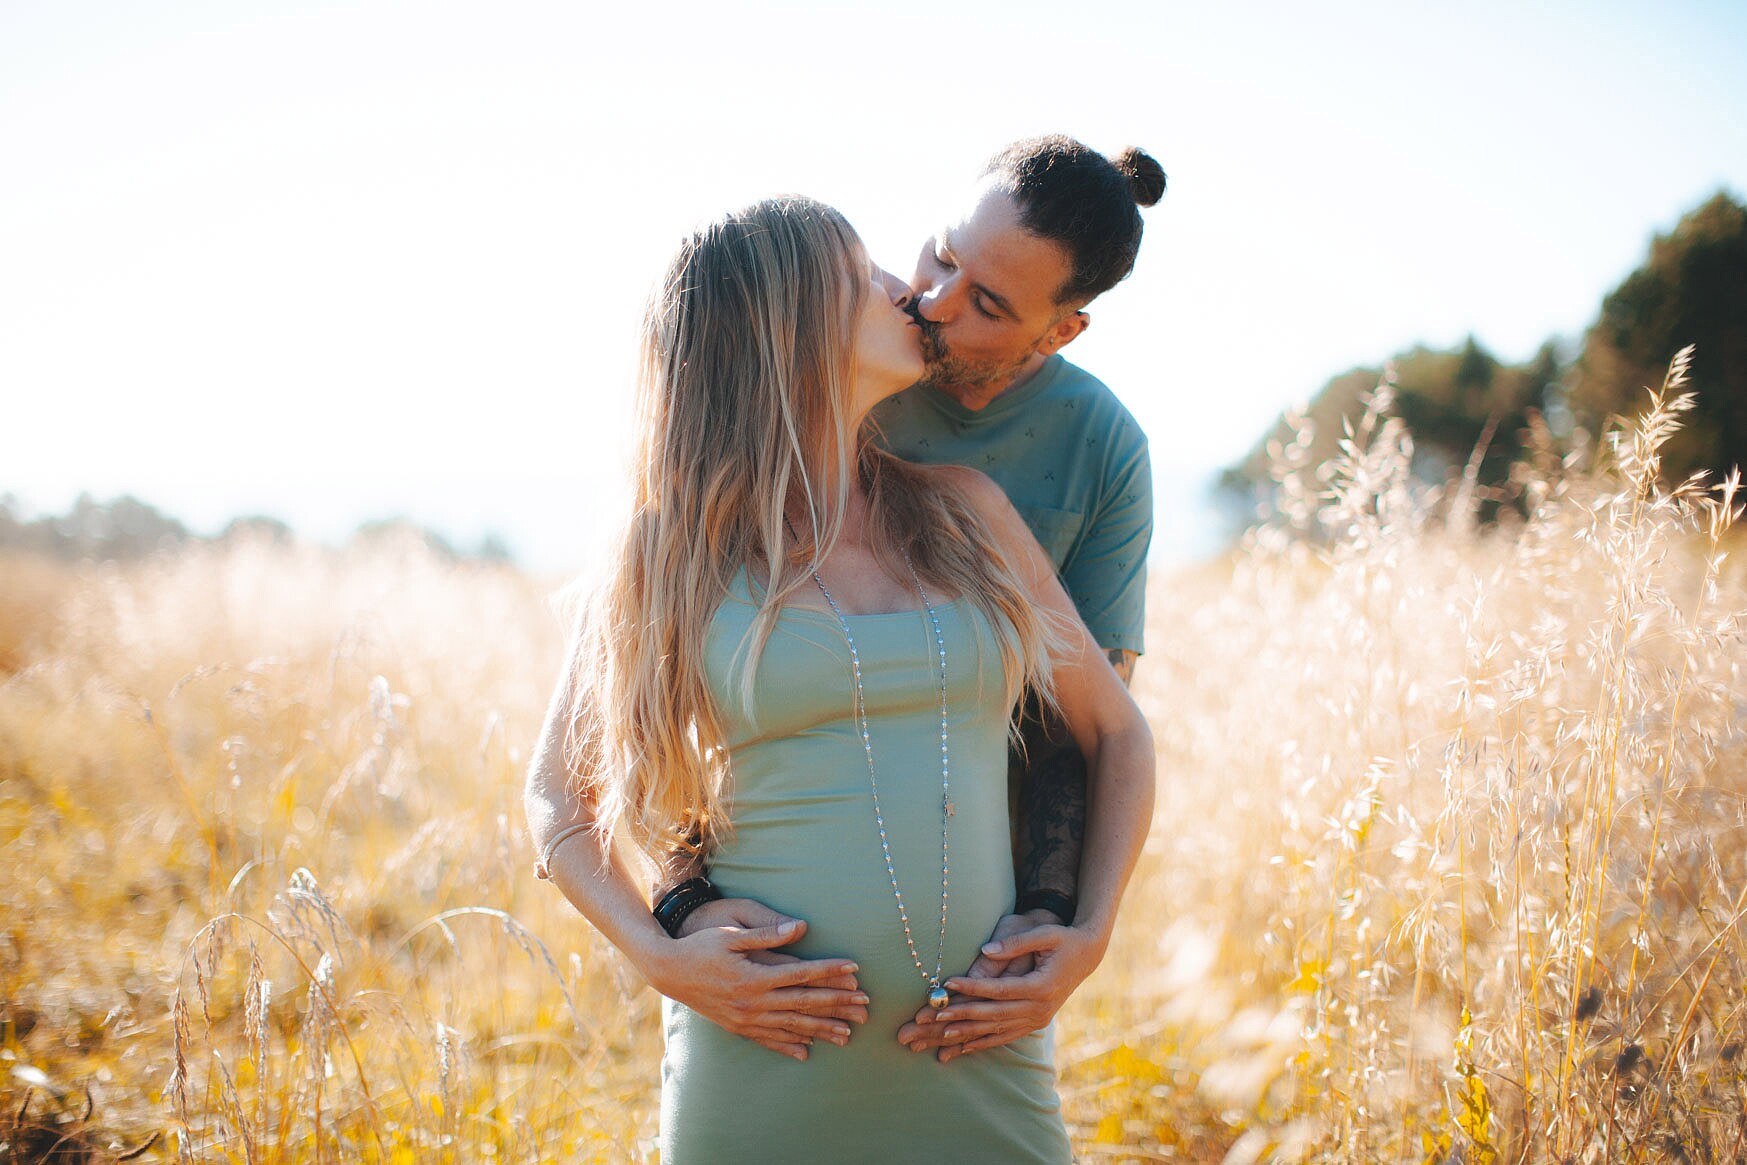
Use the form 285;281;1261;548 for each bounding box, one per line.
654;135;1163;1063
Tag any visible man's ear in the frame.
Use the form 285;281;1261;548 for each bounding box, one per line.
1036;310;1090;356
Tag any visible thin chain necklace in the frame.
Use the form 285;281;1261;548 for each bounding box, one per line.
803;542;954;1011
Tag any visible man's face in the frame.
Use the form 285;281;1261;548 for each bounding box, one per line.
907;183;1078;394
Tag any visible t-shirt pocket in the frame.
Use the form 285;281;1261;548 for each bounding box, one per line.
1012;505;1084;571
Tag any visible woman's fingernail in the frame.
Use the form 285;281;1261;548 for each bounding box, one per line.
852;993;869;1004
981;942;1003;956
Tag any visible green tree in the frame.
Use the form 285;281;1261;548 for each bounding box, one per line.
219;514;295;545
349;516;462;562
1571;190;1747;480
1223;338;1561;511
52;493;190;559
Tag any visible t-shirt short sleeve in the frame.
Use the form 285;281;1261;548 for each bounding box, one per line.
1062;437;1152;655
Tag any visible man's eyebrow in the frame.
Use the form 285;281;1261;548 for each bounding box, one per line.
939;228;1019;320
975;282;1019;320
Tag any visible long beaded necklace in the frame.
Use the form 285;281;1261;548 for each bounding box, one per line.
804;546;955;1011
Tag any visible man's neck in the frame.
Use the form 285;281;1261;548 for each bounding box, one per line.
932;351;1052;413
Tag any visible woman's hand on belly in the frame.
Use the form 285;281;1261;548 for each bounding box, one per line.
653;899;871;1060
896;912;1105;1061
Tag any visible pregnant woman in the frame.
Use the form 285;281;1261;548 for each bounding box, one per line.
523;196;1154;1162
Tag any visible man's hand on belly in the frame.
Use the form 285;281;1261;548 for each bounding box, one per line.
658;897;870;1060
894;910;1103;1062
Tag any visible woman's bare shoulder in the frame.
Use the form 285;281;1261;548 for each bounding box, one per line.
921;462;1005;508
921;463;1030;546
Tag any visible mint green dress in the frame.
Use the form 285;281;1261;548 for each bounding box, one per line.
659;570;1071;1163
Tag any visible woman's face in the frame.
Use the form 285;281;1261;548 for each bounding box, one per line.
850;249;925;416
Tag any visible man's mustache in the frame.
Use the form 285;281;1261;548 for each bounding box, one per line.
905;304;945;355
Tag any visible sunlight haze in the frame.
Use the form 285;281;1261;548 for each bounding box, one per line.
4;0;1744;572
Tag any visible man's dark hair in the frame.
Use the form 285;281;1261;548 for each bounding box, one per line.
982;135;1166;307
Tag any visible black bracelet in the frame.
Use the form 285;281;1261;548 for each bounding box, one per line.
654;876;722;938
1015;888;1076;924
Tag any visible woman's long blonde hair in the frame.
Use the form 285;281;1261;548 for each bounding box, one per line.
567;196;1060;858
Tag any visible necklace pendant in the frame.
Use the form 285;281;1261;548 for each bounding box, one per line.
928;985;950;1010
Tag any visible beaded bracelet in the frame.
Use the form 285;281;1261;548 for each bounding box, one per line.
1015;888;1077;924
653;876;722;938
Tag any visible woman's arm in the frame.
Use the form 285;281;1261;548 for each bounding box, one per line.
524;662;870;1060
899;468;1156;1059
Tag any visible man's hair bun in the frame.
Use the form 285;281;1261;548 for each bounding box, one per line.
1113;147;1167;208
983;134;1165;304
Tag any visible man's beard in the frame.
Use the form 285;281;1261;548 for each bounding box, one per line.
907;307;1035;396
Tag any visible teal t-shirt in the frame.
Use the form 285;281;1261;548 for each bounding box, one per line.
871;355;1152;655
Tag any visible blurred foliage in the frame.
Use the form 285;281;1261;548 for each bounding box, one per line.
0;492;192;560
1222;337;1564;517
5;366;1744;1160
0;493;515;566
1226;188;1747;513
1571;190;1747;482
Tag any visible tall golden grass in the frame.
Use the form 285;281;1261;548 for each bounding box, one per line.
2;353;1742;1162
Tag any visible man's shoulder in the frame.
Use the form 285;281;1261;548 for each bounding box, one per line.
1044;358;1149;452
1050;355;1117;396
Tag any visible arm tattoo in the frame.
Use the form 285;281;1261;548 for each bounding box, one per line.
1009;691;1087;908
651;834;708;902
1009;650;1138;910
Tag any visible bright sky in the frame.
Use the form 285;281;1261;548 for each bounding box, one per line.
4;0;1745;573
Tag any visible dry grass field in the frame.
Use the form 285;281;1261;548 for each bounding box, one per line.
3;365;1744;1162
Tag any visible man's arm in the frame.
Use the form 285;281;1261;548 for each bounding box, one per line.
1009;423;1148;922
1011;649;1136;920
1107;648;1137;686
653;839;705;902
1011;697;1085;923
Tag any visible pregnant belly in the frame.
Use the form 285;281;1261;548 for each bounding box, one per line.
709;775;1016;1030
